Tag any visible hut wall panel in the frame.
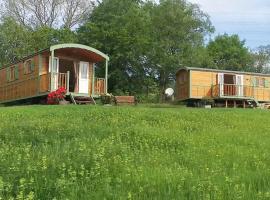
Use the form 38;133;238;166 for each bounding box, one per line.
176;70;189;100
88;63;93;95
190;71;216;98
244;75;270;101
0;54;49;103
39;55;50;93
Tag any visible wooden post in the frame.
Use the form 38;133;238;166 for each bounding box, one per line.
243;100;246;108
234;100;236;108
50;50;54;91
66;71;70;93
105;59;108;94
37;54;42;95
225;100;228;108
92;64;95;96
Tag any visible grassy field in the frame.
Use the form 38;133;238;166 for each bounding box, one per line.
0;105;270;199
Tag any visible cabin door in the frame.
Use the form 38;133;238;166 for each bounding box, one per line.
218;73;224;96
79;62;89;94
236;75;244;97
50;57;59;91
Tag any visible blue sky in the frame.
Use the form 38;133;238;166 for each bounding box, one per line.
189;0;270;49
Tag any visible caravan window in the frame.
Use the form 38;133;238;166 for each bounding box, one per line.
254;77;267;88
255;77;260;87
179;73;187;84
260;78;265;87
24;59;34;74
9;67;15;81
7;65;19;82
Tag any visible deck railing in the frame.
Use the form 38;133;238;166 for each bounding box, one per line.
50;72;69;92
214;84;246;97
94;78;106;95
191;84;270;101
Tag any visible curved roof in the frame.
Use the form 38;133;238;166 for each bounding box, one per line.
177;67;270;77
50;43;109;61
0;43;109;69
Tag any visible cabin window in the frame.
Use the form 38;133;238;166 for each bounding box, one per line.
7;65;19;82
253;77;269;88
179;74;187;84
255;77;259;87
24;59;35;74
260;78;265;87
265;79;269;88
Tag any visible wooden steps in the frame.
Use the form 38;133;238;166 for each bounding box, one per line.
69;94;96;105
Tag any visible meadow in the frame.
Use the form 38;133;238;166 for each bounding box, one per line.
0;105;270;199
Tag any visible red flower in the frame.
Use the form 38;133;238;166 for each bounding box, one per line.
47;87;67;105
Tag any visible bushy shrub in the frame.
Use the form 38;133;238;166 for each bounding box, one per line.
100;94;114;105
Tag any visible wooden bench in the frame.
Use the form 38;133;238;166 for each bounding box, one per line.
114;96;136;105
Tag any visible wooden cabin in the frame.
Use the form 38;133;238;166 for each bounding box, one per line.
0;43;109;104
176;67;270;107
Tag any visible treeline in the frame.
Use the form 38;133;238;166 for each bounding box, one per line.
0;0;269;102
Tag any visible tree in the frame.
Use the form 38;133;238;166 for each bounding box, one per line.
1;0;95;29
252;45;270;73
207;34;254;71
78;0;213;101
31;27;78;50
78;0;152;96
0;18;32;66
0;17;77;67
145;0;213;101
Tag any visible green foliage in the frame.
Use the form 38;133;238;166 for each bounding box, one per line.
78;0;151;95
0;18;32;66
0;18;77;67
0;106;270;199
31;27;78;50
0;0;265;99
252;45;270;73
207;34;254;71
78;0;213;101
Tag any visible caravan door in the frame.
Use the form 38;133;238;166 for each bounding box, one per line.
218;73;224;96
79;62;89;94
49;57;59;91
236;75;244;97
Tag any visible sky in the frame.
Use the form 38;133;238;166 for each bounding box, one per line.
188;0;270;49
0;0;269;49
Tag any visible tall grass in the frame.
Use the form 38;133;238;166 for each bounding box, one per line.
0;106;270;199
